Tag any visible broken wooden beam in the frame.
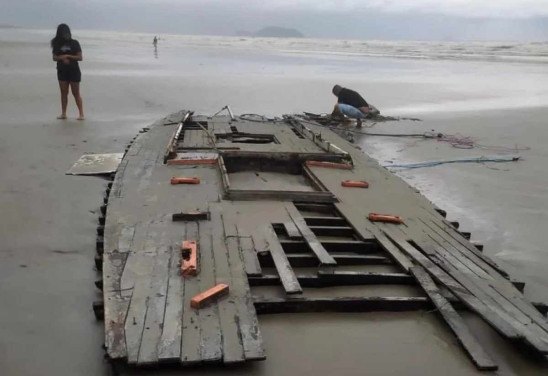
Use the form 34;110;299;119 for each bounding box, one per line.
249;271;414;287
286;205;337;266
263;225;302;294
411;266;498;371
258;252;392;267
253;296;430;314
172;211;210;221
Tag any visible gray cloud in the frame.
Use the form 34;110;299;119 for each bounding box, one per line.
1;0;547;41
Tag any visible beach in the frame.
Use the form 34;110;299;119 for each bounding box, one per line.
1;28;547;375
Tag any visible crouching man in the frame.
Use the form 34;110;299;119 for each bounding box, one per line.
332;84;379;127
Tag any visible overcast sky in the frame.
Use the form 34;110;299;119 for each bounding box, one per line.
2;0;548;41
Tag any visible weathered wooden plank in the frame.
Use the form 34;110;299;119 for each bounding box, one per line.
157;243;184;362
373;231;414;272
221;214;265;361
196;221;223;362
227;189;337;203
258;252;392;267
426;215;507;277
381;228;520;340
237;228;262;276
124;251;156;363
279;239;380;253
283;221;301;239
264;225;302;294
180;222;202;364
420;217;548;333
138;245;171;365
211;210;245;363
253;296;430;314
286;204;337;266
303;216;347;226
249;271;414;287
415;239;548;354
410;266;498;371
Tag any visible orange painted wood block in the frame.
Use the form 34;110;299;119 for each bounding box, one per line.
181;240;198;277
368;213;404;224
305;160;352;170
170;176;201;185
191;283;229;309
341;180;369;188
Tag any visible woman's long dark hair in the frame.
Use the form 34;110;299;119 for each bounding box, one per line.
51;24;71;50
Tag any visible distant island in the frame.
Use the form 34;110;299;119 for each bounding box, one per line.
0;24;18;29
236;26;304;38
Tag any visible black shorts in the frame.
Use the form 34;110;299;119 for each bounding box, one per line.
57;66;81;82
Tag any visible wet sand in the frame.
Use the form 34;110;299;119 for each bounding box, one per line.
1;29;547;375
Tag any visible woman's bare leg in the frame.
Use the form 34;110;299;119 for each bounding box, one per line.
58;81;69;119
70;82;85;120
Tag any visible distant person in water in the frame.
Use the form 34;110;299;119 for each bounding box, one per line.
332;84;379;127
51;23;84;120
153;36;158;46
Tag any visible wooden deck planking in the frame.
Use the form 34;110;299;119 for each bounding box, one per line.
195;221;223;362
417;217;548;332
210;208;245;363
410;266;498;371
221;213;266;360
137;244;171;365
411;218;548;336
286;204;337;266
180;222;202;364
102;113;548;368
157;242;184;362
263;224;303;294
381;227;521;339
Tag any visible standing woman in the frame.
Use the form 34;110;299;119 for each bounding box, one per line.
51;24;84;120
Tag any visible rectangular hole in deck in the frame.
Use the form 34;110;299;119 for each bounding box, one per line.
216;133;279;145
224;156;317;192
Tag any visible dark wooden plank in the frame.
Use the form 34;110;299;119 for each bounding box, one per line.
227;189;337;203
309;225;355;237
158;243;184;362
381;228;520;340
415;239;548;354
303;216;347;226
138;244;171;365
249;271;414;287
264;225;302;294
410;266;498;371
196;220;223;362
279;239;379;253
283;221;301;239
286;205;337;266
210;210;245;364
180;222;202;364
239;235;262;276
253;296;430;314
221;215;265;361
373;231;414;272
318;270;415;285
258;252;392;267
418;218;548;335
426;216;507;277
294;203;337;215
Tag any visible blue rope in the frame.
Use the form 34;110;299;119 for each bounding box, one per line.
384;155;520;170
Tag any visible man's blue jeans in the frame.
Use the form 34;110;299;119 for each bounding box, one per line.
337;103;366;119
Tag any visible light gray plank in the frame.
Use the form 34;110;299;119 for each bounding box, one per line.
211;209;245;363
264;224;302;294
